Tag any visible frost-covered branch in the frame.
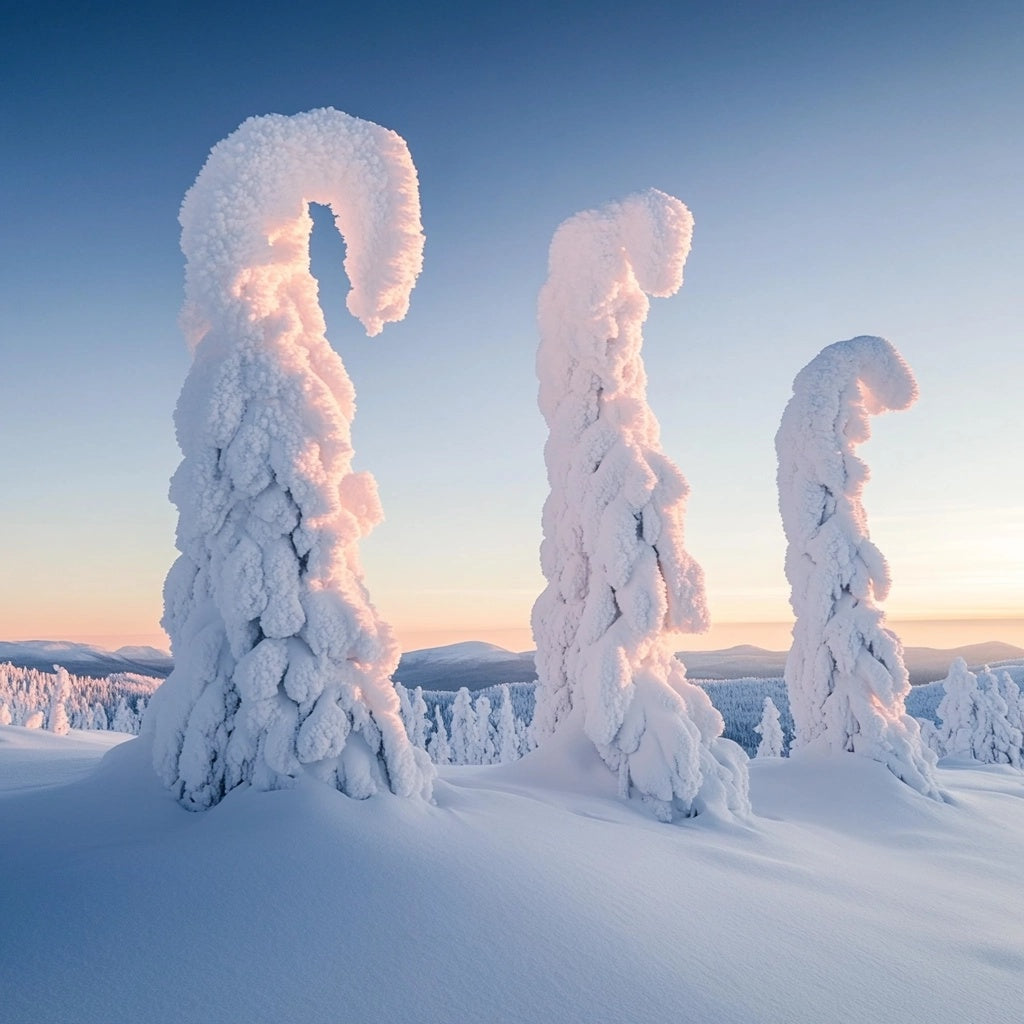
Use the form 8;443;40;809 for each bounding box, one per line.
150;108;432;810
532;189;749;820
776;336;939;798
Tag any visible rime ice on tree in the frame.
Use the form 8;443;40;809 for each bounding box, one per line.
532;189;750;821
775;336;939;798
150;108;433;810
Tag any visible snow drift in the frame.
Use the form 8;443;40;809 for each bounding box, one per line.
531;189;749;820
151;108;432;810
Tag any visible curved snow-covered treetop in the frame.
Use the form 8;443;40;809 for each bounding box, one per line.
776;336;939;798
151;108;433;810
180;106;424;345
532;189;749;821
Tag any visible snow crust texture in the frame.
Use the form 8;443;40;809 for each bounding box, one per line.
151;108;432;809
532;189;749;820
776;336;939;797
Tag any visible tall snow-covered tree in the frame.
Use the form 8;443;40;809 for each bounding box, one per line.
754;697;784;758
532;188;749;821
410;686;429;751
47;666;71;736
936;657;984;758
449;688;476;766
0;702;12;726
428;705;451;766
149;108;433;810
496;684;520;763
975;666;1022;767
775;336;939;798
472;695;496;765
111;697;136;735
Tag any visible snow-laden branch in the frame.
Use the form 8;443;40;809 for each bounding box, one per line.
151;109;432;810
776;336;940;798
532;189;749;821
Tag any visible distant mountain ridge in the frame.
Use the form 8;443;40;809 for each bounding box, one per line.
1;638;1021;690
0;641;173;680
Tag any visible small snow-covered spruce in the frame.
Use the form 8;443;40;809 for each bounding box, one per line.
149;108;433;810
531;189;750;821
47;665;71;736
472;695;496;765
775;337;940;799
428;705;451;766
449;687;476;766
754;697;784;758
936;658;983;759
0;701;12;726
496;684;521;763
975;666;1022;768
410;686;429;751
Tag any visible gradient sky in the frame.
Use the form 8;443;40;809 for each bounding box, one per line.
2;1;1022;653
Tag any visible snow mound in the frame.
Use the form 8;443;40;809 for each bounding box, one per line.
3;727;1024;1024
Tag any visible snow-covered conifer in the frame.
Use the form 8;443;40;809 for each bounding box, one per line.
531;189;749;820
936;658;983;758
776;336;940;799
111;698;136;734
23;711;44;730
395;682;414;737
449;688;476;766
46;666;71;735
92;702;109;731
410;686;429;751
148;109;433;809
0;702;12;726
754;697;784;758
472;695;496;765
428;705;451;766
496;684;520;763
976;666;1022;768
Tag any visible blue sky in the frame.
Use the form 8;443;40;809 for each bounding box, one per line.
2;1;1021;651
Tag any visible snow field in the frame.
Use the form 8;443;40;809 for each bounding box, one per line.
2;726;1023;1024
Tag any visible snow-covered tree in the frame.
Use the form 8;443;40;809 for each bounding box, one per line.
410;686;429;751
0;702;12;726
46;666;71;736
428;705;450;766
395;682;414;737
91;702;109;731
111;697;136;734
754;697;784;758
23;711;44;730
449;687;476;766
531;189;750;821
776;336;940;799
472;695;496;765
148;108;433;810
936;658;984;758
496;683;520;763
976;666;1022;768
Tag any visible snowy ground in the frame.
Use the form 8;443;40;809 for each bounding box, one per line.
3;724;1023;1024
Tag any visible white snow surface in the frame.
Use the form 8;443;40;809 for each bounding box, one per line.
776;336;939;797
3;725;1024;1024
532;188;747;820
152;108;431;809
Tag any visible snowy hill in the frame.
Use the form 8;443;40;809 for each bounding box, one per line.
0;641;172;679
395;642;537;690
3;724;1024;1024
393;639;1024;691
